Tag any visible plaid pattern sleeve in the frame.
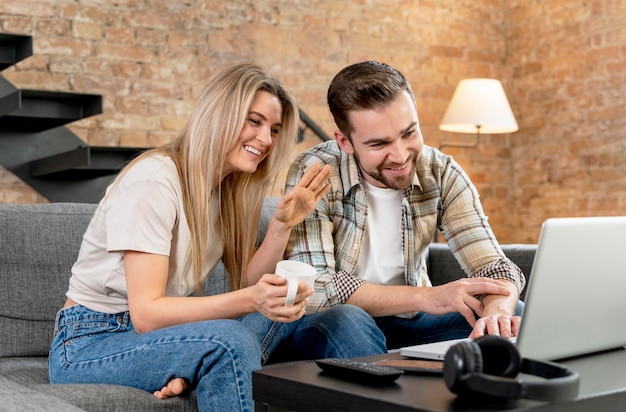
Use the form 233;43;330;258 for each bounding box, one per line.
472;257;526;294
286;206;368;312
284;142;369;312
435;151;527;294
330;271;367;305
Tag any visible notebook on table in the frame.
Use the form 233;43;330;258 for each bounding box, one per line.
400;216;626;362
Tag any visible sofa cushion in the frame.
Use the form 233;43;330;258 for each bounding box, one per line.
0;373;87;411
0;357;196;411
33;382;197;412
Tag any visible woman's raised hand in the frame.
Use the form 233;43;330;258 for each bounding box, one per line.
274;163;331;229
246;163;330;286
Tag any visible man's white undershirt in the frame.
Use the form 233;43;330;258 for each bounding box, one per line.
355;179;405;285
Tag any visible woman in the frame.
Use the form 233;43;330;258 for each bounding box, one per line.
48;64;386;411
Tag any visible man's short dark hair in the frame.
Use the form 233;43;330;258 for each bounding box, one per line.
327;61;415;137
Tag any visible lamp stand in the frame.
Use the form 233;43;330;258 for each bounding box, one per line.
438;125;481;151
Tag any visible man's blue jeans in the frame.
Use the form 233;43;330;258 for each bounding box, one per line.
239;304;387;364
375;300;525;349
49;304;385;412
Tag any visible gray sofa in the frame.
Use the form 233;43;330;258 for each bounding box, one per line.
0;199;536;411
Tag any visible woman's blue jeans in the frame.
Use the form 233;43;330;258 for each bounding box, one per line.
49;304;386;411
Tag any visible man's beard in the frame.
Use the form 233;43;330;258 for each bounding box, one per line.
353;151;417;190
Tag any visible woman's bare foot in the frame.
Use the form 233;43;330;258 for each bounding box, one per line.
153;377;191;400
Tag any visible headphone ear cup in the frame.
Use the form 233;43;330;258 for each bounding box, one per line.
443;340;483;397
445;336;580;401
474;335;522;378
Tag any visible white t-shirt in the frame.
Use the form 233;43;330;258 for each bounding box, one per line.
355;180;405;285
66;155;223;314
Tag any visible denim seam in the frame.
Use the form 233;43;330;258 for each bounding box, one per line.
207;339;249;412
258;321;280;364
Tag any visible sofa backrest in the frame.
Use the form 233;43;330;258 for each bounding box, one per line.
0;203;96;357
0;198;280;358
202;196;279;294
0;198;534;358
427;243;537;300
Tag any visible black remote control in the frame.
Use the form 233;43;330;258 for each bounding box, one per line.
315;358;403;385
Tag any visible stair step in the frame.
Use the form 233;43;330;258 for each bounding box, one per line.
0;89;102;132
30;145;147;179
0;33;32;71
0;76;20;116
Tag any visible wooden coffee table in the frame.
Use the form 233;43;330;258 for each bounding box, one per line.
253;347;626;412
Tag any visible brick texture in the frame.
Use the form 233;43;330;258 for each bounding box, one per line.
0;0;624;243
506;0;626;242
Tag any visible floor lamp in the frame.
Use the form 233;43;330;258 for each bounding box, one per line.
439;78;519;150
435;78;518;242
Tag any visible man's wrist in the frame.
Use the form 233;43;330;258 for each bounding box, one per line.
481;294;517;317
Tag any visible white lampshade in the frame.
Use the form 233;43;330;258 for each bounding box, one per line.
439;78;518;134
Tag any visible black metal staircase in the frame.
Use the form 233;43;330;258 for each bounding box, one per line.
0;32;330;204
0;32;31;71
0;32;147;202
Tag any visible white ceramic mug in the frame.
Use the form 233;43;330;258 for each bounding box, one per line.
275;260;316;306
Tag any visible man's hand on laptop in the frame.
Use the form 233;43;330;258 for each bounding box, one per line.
421;277;511;329
469;282;521;339
470;314;521;339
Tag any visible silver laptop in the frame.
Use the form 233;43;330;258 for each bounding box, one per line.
401;216;626;361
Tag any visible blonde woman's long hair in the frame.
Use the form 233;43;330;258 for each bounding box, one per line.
111;63;298;292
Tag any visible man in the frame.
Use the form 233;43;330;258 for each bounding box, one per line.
284;61;525;349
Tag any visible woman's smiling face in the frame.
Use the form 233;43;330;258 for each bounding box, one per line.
223;90;283;176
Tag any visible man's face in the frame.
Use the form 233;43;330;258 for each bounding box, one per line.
336;91;424;190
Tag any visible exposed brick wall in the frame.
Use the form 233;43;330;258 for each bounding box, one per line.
0;0;624;244
506;0;626;242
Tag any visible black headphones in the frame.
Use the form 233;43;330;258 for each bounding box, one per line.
443;335;580;401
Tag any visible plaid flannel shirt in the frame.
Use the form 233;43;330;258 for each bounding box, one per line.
284;141;525;317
